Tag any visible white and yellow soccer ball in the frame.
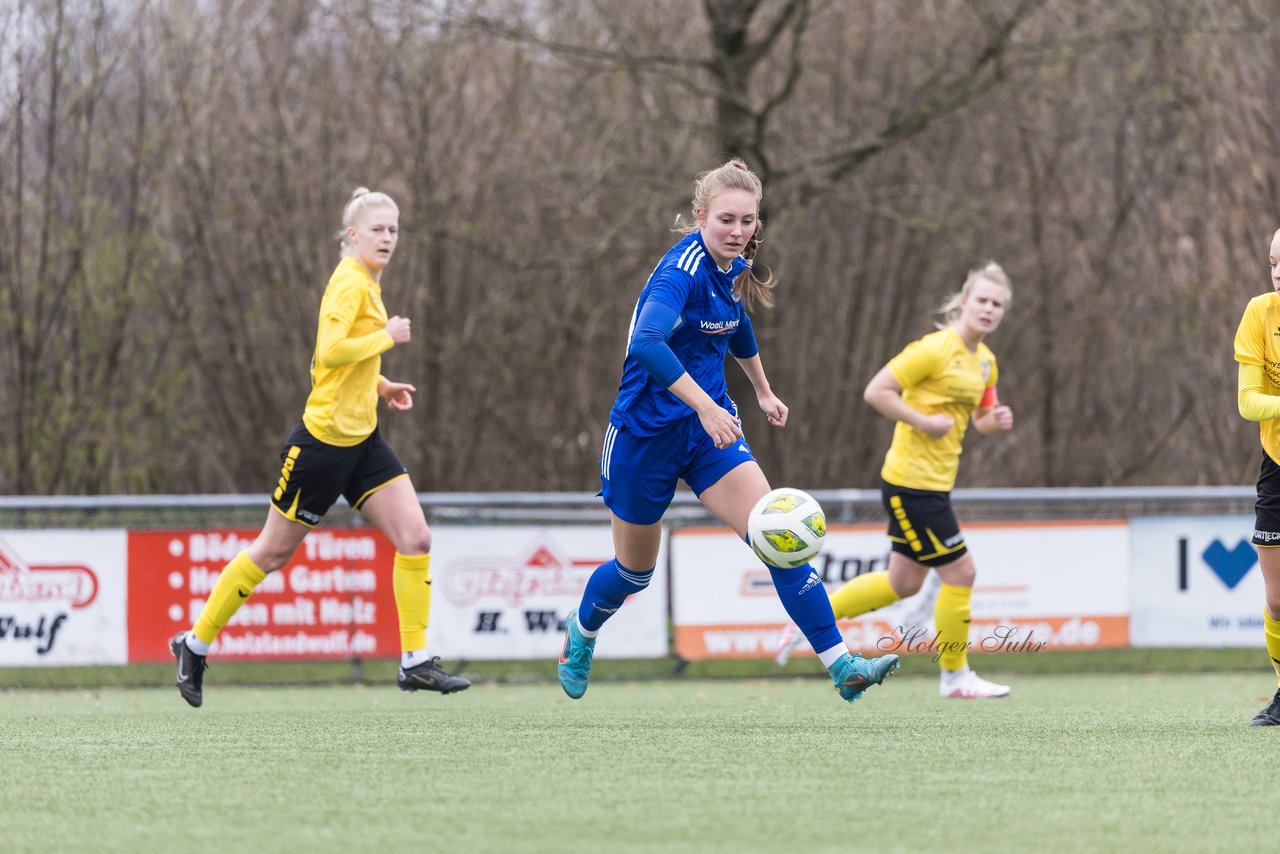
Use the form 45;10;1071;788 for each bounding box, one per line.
747;487;827;569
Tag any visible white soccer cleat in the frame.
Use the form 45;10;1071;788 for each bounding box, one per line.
773;621;806;666
940;667;1010;699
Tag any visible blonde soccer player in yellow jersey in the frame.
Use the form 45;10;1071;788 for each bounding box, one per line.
170;187;468;707
775;262;1015;698
1233;226;1280;726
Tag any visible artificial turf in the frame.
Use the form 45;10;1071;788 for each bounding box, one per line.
2;670;1275;853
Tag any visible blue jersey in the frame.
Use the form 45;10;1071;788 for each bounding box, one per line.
609;232;753;436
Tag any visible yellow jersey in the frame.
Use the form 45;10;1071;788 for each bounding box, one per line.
880;327;998;492
301;257;395;446
1234;292;1280;461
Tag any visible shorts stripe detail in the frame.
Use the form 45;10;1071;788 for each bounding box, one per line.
271;490;316;528
890;495;923;553
601;424;618;479
918;528;966;561
351;472;409;510
274;444;303;501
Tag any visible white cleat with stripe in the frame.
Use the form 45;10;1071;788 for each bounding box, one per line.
940;667;1010;699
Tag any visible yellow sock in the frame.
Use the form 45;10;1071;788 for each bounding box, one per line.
934;582;972;671
1265;610;1280;688
192;551;267;644
394;552;431;652
828;571;901;620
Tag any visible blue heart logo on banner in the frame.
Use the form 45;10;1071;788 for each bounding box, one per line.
1201;539;1257;590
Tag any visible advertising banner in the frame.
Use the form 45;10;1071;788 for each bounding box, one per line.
1129;515;1265;647
2;515;1159;668
0;530;127;665
671;521;1130;659
427;526;668;659
127;529;401;662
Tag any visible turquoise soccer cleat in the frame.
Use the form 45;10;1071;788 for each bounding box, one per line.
827;651;901;703
557;609;596;699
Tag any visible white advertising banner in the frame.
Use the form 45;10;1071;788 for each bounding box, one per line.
672;521;1130;659
0;530;128;666
427;526;668;659
1129;515;1265;647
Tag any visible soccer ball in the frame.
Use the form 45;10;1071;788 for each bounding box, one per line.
747;487;827;569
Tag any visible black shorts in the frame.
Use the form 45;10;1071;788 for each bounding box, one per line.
1253;452;1280;547
270;422;408;527
880;478;968;567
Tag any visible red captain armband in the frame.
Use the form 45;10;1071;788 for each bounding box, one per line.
979;386;999;408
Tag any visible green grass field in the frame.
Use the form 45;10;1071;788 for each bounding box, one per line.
2;666;1276;853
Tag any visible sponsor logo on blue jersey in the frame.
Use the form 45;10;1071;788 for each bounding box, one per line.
609;232;751;434
699;318;740;335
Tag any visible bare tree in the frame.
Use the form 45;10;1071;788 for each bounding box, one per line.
1;0;1276;495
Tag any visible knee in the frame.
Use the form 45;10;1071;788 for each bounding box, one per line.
249;547;291;575
396;527;432;556
939;556;976;587
1267;595;1280;621
893;574;925;598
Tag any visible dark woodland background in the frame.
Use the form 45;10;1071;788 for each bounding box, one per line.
3;0;1279;495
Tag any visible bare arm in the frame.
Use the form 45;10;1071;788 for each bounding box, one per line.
734;354;787;427
377;376;416;411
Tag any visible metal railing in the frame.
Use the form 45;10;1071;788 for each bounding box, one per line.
0;485;1258;529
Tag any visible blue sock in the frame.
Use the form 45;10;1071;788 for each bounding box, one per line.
768;563;844;656
577;559;653;632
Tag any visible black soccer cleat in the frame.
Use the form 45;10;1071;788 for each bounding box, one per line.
398;656;471;695
1249;688;1280;726
170;631;208;708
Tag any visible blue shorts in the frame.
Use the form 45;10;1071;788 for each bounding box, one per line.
599;415;757;525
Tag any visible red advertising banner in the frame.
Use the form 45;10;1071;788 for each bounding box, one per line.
127;529;399;662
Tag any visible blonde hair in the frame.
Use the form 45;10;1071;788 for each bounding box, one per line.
938;261;1012;325
674;158;775;311
338;187;399;258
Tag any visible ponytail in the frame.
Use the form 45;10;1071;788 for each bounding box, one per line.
674;158;776;311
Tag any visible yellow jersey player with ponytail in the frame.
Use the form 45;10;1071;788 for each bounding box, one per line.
170;187;469;707
775;262;1015;699
1233;225;1280;726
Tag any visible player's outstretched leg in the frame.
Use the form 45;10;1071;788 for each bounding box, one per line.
827;651;901;703
398;657;471;694
170;631;208;708
557;609;596;699
1250;688;1280;726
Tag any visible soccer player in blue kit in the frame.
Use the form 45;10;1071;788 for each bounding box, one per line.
557;158;901;703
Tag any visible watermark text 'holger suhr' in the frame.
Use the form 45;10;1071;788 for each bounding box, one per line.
876;624;1047;662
